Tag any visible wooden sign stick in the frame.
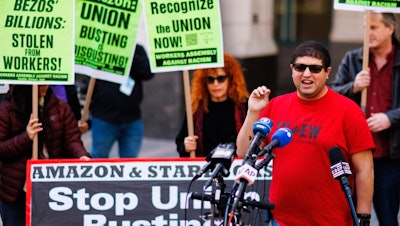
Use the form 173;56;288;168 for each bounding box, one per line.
183;70;196;158
32;85;38;160
361;10;371;114
81;77;96;125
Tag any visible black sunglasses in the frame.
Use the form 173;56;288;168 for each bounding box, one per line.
292;63;326;73
206;75;228;84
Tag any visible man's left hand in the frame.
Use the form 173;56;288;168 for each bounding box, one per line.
367;113;391;132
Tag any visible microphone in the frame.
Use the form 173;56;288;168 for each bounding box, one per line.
230;118;272;212
203;143;236;188
234;163;258;185
235;118;275;186
231;161;258;212
243;117;273;161
230;119;272;212
328;147;359;226
193;147;216;180
255;127;293;170
258;127;293;157
193;143;235;182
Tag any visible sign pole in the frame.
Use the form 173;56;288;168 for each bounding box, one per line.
81;77;96;125
32;85;38;160
183;70;196;158
361;10;371;114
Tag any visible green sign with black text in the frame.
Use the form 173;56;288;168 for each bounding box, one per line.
334;0;400;12
0;0;74;84
142;0;224;73
74;0;143;84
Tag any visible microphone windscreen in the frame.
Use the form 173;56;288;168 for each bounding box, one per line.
271;127;293;147
211;143;236;160
328;146;345;166
253;117;273;137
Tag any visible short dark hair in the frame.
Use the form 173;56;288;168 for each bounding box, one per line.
290;40;331;67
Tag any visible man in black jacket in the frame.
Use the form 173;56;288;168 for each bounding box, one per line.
90;44;154;158
330;12;400;226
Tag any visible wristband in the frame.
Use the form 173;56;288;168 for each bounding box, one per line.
357;213;371;226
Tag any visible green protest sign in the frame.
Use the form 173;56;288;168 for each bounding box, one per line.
75;0;142;84
0;0;74;84
142;0;224;73
334;0;400;12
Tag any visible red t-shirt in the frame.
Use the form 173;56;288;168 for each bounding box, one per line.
260;89;375;225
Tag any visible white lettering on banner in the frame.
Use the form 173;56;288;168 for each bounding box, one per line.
152;186;178;209
48;185;220;213
83;213;206;226
150;186;213;210
48;187;138;215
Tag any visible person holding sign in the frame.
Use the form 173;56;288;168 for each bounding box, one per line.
51;85;89;134
0;85;90;226
89;44;154;158
330;12;400;226
236;41;374;225
175;53;249;157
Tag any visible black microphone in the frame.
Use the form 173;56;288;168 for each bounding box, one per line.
255;127;293;170
257;127;293;157
203;143;236;188
328;147;359;226
243;117;273;161
194;143;235;181
193;148;216;181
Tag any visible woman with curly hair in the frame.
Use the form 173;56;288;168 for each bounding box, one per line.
175;53;250;157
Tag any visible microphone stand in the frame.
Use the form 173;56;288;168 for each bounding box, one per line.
225;152;275;226
230;151;259;217
191;174;228;226
255;152;275;171
204;163;227;189
341;179;359;226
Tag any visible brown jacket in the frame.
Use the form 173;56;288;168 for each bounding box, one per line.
0;88;90;202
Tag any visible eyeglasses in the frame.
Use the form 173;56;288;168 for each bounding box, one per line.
206;75;228;84
291;63;326;73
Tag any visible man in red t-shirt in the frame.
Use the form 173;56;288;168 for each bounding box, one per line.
237;40;374;225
